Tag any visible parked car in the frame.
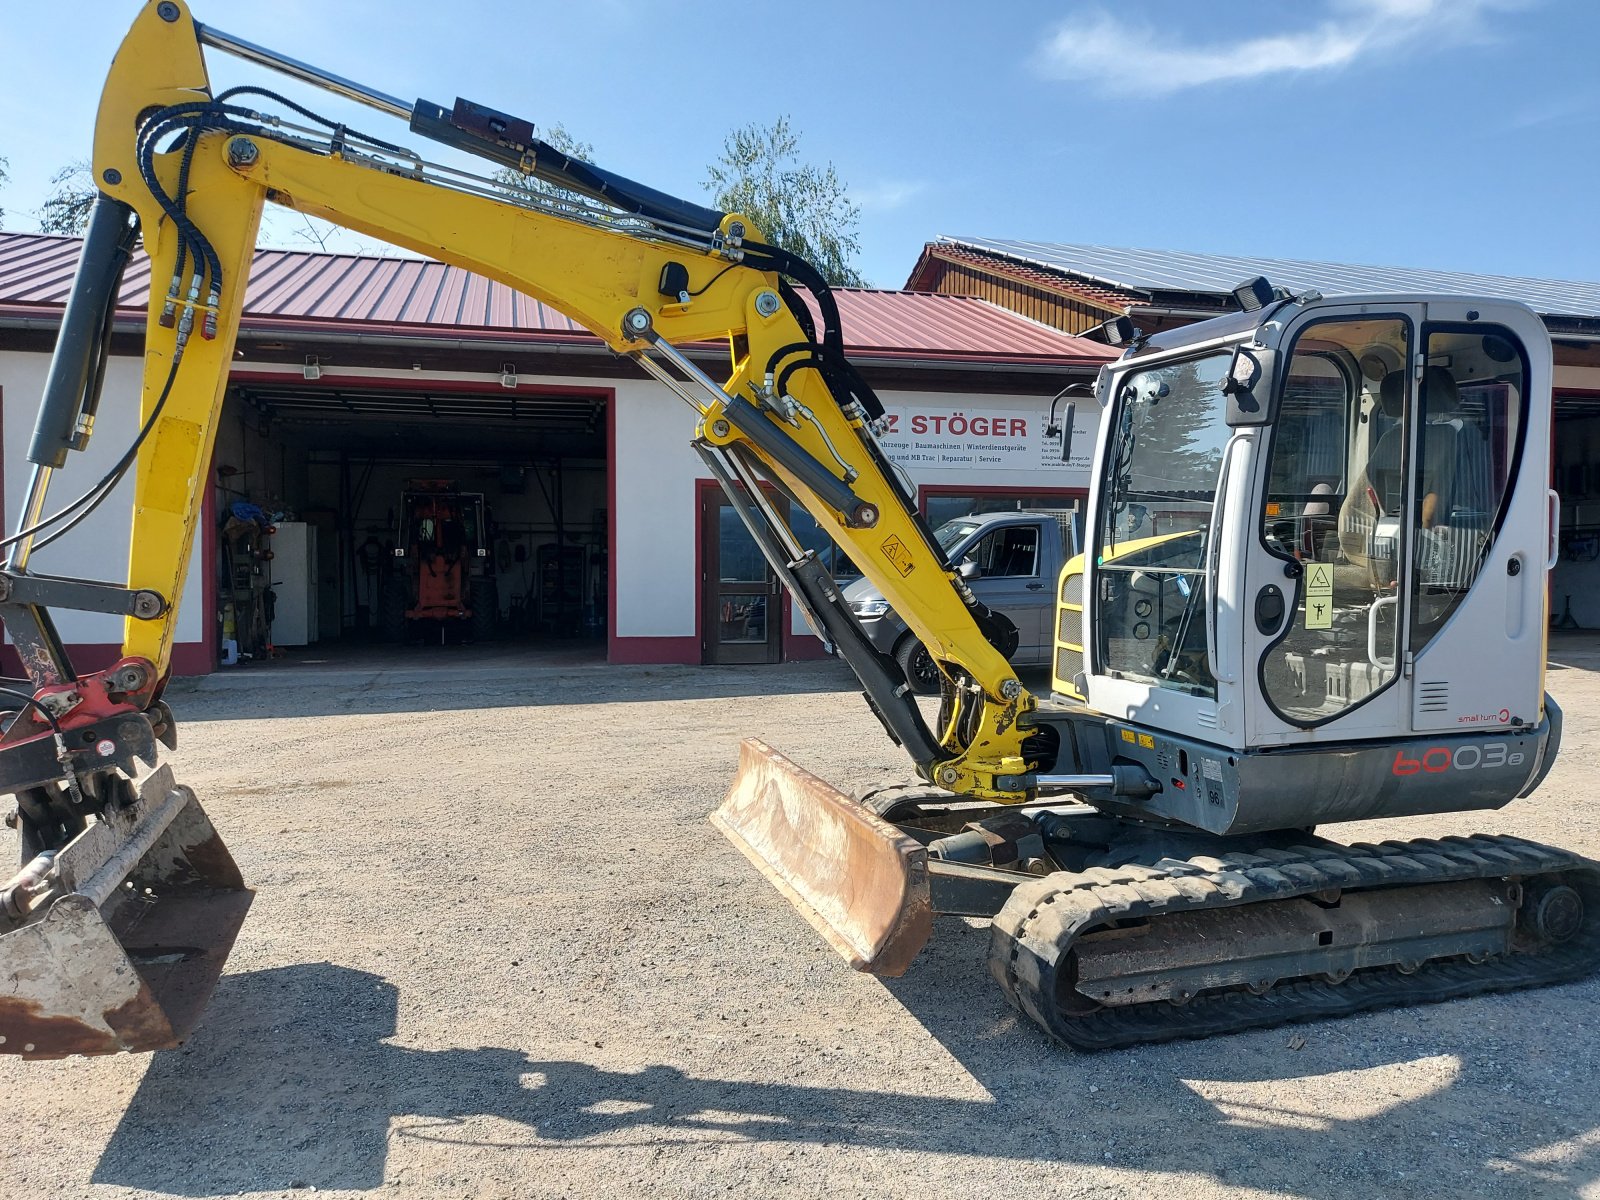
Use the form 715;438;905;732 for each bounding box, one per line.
843;509;1081;693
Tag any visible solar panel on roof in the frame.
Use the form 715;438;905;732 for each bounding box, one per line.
944;236;1600;321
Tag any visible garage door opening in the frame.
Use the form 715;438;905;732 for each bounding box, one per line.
212;375;611;671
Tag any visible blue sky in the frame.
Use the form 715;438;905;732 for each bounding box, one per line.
2;0;1597;288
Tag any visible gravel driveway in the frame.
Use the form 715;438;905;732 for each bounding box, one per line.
3;640;1599;1199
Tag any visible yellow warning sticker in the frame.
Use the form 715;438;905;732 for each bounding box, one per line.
1305;562;1333;630
879;535;915;577
1121;729;1137;743
1138;733;1156;749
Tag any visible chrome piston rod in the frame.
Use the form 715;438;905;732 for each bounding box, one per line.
196;24;414;121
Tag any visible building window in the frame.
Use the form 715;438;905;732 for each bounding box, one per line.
788;507;862;581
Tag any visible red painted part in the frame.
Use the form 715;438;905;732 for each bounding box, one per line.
785;633;830;661
0;642;210;678
0;233;1114;368
693;479;710;665
410;555;468;620
610;636;699;665
606;389;619;665
201;441;218;674
0;656;158;750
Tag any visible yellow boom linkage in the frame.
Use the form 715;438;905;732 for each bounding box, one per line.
0;0;1036;1054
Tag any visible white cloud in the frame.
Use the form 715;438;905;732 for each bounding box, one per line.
1034;0;1533;96
853;180;927;213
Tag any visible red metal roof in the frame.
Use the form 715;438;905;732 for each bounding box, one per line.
0;231;1112;367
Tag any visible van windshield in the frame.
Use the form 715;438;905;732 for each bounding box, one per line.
934;520;980;554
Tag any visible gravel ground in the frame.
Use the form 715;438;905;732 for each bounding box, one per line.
3;639;1600;1200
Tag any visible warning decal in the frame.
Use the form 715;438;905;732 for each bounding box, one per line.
1305;563;1333;630
880;535;915;577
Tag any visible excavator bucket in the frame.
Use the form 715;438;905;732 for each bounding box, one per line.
0;766;252;1058
712;739;932;975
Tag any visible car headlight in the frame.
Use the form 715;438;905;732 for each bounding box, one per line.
850;598;891;619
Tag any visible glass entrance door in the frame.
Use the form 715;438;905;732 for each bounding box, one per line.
701;490;782;665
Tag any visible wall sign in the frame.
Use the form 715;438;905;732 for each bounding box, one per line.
875;404;1093;472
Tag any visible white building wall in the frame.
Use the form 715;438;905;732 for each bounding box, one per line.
0;349;1102;667
612;377;702;640
0;350;204;650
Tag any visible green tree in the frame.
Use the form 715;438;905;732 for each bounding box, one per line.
491;124;597;218
38;160;97;234
705;116;865;288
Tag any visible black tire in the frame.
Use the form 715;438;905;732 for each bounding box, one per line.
894;635;942;695
469;578;499;642
378;575;410;643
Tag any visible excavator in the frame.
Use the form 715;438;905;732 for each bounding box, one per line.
0;0;1596;1057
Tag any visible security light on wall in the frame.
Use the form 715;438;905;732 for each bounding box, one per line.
500;363;518;389
303;355;321;381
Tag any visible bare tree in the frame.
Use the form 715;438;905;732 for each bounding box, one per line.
38;161;98;235
491;124;598;217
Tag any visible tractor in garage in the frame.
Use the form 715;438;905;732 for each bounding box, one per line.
380;481;498;644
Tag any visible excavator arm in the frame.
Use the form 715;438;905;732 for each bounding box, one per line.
0;0;1041;1054
80;0;1033;794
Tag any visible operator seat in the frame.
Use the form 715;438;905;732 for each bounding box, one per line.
1337;366;1463;583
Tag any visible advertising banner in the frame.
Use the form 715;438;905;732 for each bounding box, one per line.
875;403;1094;472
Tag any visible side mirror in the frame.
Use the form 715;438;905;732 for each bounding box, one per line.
1222;345;1280;427
958;559;982;581
1044;382;1095;464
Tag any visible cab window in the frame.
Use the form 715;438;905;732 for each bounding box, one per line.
1094;351;1234;697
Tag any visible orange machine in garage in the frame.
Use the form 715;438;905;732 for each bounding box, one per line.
383;481;497;641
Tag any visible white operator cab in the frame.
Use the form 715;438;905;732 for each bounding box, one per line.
1079;291;1555;754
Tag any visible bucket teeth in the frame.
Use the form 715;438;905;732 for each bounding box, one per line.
0;766;252;1058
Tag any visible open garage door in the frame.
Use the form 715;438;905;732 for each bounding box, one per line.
212;376;610;669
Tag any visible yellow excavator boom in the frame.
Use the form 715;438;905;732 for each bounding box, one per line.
0;0;1035;1054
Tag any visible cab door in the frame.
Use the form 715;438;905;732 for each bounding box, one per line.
1241;302;1543;745
1241;308;1422;744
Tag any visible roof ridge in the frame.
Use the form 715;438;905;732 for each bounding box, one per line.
941;235;1600;294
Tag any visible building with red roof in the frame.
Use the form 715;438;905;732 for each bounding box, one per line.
0;232;1110;672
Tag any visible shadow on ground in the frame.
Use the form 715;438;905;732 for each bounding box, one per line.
93;958;1600;1198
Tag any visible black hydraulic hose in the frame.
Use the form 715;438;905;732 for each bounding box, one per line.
135;103;221;283
0;687;63;736
778;278;815;342
744;241;844;353
216;85;413;157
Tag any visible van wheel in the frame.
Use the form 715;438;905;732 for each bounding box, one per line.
895;636;943;695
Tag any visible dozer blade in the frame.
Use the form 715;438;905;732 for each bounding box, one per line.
712;739;932;975
0;765;252;1058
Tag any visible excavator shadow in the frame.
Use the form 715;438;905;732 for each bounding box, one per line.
878;916;1600;1198
92;959;1600;1197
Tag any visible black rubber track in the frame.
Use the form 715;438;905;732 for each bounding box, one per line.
989;834;1600;1050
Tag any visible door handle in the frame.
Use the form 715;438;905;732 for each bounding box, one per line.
1548;488;1561;571
1025;582;1044;591
1367;594;1398;671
